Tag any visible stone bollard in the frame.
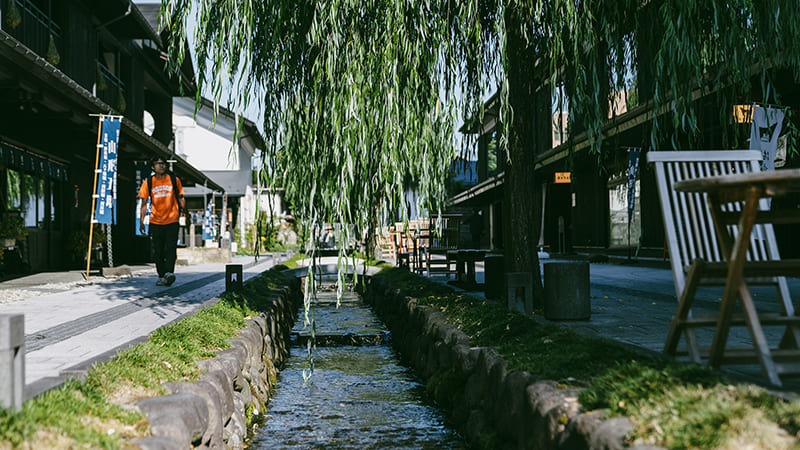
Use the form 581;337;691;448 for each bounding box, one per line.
0;314;25;410
543;262;590;320
506;272;533;316
455;251;466;281
484;254;504;299
456;250;485;284
225;264;243;292
465;250;485;284
445;250;458;278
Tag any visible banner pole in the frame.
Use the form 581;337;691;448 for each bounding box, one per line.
86;116;103;279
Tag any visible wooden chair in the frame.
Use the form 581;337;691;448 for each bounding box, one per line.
647;150;800;371
424;215;460;277
375;227;396;263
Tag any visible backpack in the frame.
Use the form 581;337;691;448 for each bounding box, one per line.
146;171;184;214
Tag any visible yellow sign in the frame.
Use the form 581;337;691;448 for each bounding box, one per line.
555;172;571;184
733;104;752;124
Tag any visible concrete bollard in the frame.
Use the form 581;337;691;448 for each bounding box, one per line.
484;254;504;299
225;264;243;292
0;314;25;410
506;272;533;316
543;261;590;320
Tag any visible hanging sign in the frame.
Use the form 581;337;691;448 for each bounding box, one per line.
135;161;152;236
202;198;216;240
627;147;641;228
94;117;121;224
554;172;572;184
749;104;786;172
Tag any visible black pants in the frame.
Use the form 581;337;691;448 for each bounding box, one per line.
150;222;178;278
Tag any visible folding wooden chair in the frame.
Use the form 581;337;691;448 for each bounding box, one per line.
648;150;800;373
375;227;396;262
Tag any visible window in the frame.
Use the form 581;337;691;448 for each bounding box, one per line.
5;168;53;229
49;179;57;228
608;172;641;247
478;126;503;181
608;33;638;118
487;128;498;177
6;169;22;211
552;82;569;147
24;174;36;227
36;177;45;226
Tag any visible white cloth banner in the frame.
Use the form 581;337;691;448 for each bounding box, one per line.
749;104;785;172
202;199;216;240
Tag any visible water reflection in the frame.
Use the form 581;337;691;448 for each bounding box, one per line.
248;291;465;449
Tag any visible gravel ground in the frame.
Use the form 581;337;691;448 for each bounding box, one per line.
0;269;152;305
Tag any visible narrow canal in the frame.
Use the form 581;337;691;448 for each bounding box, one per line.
247;286;466;448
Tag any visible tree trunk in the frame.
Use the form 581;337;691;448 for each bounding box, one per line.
503;5;544;301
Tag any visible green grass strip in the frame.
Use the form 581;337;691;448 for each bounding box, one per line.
377;266;800;449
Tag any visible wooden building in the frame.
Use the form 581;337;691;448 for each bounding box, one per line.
0;0;223;274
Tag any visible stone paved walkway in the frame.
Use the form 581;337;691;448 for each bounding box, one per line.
0;254;283;400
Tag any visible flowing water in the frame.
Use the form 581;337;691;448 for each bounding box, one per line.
248;287;466;449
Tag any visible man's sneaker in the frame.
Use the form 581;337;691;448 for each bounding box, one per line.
156;277;167;286
164;272;176;286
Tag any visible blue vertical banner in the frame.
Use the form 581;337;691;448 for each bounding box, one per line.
202;198;215;240
627;147;641;229
94;117;121;224
135;162;152;236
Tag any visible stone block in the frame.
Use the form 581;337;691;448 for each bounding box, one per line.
0;314;24;410
136;393;208;447
163;380;223;448
589;417;634;450
177;247;232;264
506;272;534;315
131;436;182;450
484;254;504;299
226;264;243;292
543;261;590;320
102;265;132;277
197;356;240;390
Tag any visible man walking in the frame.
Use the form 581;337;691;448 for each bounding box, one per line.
139;156;185;286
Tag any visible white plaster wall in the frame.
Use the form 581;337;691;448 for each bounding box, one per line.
173;97;275;249
173;97;251;171
242;186;284;222
238;186;284;247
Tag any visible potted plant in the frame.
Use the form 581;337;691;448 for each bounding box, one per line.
0;215;27;248
66;228;107;267
0;215;27;264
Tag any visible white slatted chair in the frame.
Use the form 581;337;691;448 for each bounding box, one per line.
647;150;800;367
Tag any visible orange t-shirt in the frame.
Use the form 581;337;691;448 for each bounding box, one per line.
138;175;184;225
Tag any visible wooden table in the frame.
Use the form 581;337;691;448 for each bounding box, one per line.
674;168;800;385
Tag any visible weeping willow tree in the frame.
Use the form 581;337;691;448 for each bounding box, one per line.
161;0;800;301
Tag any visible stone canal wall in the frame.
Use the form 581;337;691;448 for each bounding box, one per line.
365;274;641;450
132;277;300;450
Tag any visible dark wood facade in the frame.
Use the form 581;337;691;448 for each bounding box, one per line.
454;8;800;261
0;0;223;275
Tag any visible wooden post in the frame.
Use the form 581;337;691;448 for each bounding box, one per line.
0;314;24;410
86;116;103;279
